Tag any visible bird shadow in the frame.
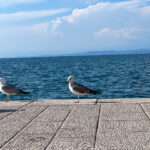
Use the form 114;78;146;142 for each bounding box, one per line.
0;109;25;113
0;109;17;113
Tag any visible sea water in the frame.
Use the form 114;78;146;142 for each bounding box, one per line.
0;54;150;100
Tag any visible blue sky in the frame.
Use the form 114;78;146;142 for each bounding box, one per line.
0;0;150;57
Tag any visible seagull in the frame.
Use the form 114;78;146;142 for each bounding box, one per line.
67;76;100;103
0;78;29;101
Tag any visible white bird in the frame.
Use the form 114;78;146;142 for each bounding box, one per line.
67;76;100;103
0;78;29;101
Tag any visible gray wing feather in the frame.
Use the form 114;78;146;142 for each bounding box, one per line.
2;84;23;94
72;82;92;93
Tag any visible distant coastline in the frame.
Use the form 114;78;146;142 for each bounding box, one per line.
69;49;150;56
22;49;150;58
1;49;150;59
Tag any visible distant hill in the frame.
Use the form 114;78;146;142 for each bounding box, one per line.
5;49;150;59
72;49;150;56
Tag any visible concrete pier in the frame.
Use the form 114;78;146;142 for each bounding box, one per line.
0;98;150;150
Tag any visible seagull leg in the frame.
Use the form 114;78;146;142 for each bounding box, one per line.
74;96;80;103
6;95;10;102
78;96;80;103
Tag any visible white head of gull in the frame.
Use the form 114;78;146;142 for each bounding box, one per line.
0;78;6;86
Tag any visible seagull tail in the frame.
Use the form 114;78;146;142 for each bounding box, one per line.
23;91;30;94
89;89;101;94
20;90;30;94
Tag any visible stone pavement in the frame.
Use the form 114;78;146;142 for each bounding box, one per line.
0;98;150;150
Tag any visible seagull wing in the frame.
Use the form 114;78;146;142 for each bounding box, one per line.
2;84;29;94
72;82;99;94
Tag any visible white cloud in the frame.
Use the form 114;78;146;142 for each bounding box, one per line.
0;8;69;22
62;3;108;23
139;6;150;16
48;0;150;52
0;23;49;36
51;0;150;29
27;23;50;34
51;18;63;36
94;28;142;39
0;0;44;7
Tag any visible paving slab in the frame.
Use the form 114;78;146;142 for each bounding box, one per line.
0;101;31;106
1;133;55;150
100;103;143;113
101;111;149;121
33;105;73;122
141;103;150;112
31;99;96;105
95;131;150;150
0;101;31;120
21;121;63;134
0;106;21;121
95;102;150;150
46;105;100;150
0;104;47;148
1;105;72;150
100;103;149;121
99;120;150;132
141;103;150;120
47;137;95;150
0;99;150;150
98;98;150;103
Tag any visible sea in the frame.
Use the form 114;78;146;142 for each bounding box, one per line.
0;54;150;101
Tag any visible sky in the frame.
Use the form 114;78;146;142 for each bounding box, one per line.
0;0;150;58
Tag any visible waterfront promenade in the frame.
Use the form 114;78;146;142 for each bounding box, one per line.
0;98;150;150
